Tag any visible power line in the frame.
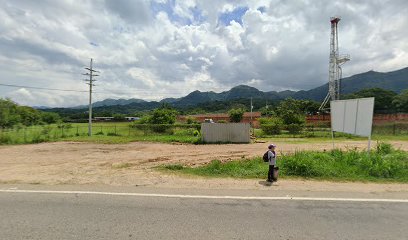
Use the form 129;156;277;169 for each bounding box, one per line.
0;83;242;95
1;82;258;98
0;83;88;93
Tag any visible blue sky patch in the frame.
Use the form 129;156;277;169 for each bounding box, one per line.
150;0;205;25
219;6;249;26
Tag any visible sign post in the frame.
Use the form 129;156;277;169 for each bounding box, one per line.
330;97;375;152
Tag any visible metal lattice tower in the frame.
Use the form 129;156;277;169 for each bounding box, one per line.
320;17;350;110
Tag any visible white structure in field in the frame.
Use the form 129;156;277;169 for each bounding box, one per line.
331;98;375;137
201;123;250;143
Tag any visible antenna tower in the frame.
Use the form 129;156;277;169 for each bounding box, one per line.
319;17;350;110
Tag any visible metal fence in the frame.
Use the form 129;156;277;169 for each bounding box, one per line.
0;124;200;144
201;123;250;143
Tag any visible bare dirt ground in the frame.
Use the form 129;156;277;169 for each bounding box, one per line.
0;140;407;192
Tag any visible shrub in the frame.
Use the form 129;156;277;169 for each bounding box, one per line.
228;108;245;123
150;108;178;124
376;142;393;154
259;117;284;135
151;124;171;133
31;133;46;143
0;134;13;144
163;147;408;182
285;123;304;134
186;117;198;124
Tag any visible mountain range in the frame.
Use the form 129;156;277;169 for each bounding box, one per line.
78;67;407;109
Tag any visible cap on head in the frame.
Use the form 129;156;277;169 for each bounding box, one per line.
268;144;276;149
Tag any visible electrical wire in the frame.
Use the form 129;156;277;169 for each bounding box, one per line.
0;83;88;93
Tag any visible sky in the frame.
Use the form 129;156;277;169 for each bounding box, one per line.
0;0;407;107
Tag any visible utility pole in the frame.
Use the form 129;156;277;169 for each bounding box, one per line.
83;58;99;136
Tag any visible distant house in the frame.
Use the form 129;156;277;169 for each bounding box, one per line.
94;117;114;121
178;112;261;127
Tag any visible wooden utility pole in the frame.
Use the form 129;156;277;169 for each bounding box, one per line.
83;58;99;136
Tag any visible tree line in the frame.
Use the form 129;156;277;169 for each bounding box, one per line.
2;87;407;128
0;98;61;128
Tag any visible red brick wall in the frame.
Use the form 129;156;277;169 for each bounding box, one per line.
178;112;261;128
306;114;408;125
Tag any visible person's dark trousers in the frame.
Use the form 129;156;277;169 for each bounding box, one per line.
268;165;274;182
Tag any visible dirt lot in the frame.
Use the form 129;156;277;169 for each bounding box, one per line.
1;140;408;192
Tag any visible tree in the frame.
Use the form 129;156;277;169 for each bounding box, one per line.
343;88;397;112
274;99;305;125
228;108;245;123
113;113;125;121
298;100;320;114
41;112;61;124
392;89;408;112
0;99;19;128
149;108;178;124
17;106;42;126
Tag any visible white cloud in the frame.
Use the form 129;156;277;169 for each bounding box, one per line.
127;67;158;88
0;0;407;107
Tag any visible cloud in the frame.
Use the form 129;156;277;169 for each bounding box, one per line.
0;0;407;107
104;0;152;25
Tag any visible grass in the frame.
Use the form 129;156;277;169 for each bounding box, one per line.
161;143;408;183
0;122;201;145
1;122;408;145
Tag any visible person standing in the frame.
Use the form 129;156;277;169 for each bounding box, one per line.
267;144;276;183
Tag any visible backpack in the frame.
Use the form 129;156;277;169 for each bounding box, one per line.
263;151;269;162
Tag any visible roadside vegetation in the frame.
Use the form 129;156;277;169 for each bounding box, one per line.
0;122;201;144
0;98;60;128
1;95;407;145
161;143;408;183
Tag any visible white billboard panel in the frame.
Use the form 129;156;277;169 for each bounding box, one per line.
331;98;374;137
331;101;344;132
343;100;358;134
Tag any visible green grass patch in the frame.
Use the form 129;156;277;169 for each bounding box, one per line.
0;123;201;145
162;143;408;182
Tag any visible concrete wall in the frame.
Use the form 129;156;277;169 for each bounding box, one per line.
201;123;250;143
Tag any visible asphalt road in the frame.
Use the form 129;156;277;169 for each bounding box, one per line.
1;191;407;240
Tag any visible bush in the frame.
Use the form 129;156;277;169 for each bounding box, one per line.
193;130;200;137
376;142;393;154
228;108;245;123
151;124;171;133
285;123;304;134
186;117;198;124
168;147;408;182
0;134;13;144
150;108;178;124
259;117;283;135
31;133;46;143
